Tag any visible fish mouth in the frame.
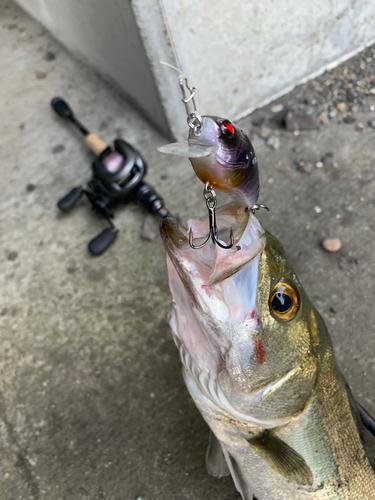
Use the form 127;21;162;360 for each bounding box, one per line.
160;203;265;287
161;203;266;370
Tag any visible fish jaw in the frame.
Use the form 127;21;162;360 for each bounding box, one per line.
160;204;282;423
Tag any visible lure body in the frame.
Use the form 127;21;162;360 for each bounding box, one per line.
160;205;375;499
158;116;259;207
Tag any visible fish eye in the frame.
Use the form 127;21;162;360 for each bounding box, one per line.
220;119;235;139
270;282;299;321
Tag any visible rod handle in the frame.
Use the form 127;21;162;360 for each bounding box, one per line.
85;133;109;156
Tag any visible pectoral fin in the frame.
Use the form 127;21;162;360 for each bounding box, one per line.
247;431;313;486
205;431;230;478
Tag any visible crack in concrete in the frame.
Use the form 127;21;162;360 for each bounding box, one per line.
0;392;40;500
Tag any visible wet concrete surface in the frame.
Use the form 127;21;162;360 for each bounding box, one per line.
1;1;375;499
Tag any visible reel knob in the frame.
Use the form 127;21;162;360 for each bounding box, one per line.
57;187;84;213
88;227;118;256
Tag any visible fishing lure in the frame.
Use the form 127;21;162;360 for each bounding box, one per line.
158;77;268;250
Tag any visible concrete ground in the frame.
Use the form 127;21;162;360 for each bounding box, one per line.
1;1;375;499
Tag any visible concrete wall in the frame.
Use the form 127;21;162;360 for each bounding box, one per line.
16;0;375;139
15;0;171;137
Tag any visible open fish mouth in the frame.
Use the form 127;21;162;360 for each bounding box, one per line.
160;204;273;422
160;203;265;287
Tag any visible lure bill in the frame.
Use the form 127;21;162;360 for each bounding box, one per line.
160;204;375;499
158;116;260;208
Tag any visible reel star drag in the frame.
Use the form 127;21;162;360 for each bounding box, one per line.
52;97;169;256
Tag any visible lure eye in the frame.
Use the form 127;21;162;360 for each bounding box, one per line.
220;119;235;139
270;282;299;321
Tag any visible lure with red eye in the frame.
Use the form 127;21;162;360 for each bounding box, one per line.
158;115;260;207
189;116;260;207
220;120;235;138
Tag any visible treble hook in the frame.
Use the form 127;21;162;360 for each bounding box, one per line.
189;183;234;250
179;77;203;135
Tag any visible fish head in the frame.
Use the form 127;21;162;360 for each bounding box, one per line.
158;116;259;206
161;206;327;426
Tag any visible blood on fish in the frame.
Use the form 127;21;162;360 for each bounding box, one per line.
245;308;257;320
255;339;266;365
201;284;214;297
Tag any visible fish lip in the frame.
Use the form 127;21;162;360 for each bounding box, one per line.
160;203;251;254
160;216;190;251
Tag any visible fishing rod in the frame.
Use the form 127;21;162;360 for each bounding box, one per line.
52;97;170;256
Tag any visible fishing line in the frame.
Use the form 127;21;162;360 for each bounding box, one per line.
157;0;184;77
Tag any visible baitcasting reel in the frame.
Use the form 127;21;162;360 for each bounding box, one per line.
52;98;169;256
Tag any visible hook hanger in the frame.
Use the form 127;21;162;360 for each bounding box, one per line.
251;204;270;214
189;183;234;250
179;77;203;135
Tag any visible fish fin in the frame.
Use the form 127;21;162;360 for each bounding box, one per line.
247;431;313;486
205;431;230;478
222;448;254;500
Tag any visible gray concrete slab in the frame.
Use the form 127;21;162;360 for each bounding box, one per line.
1;1;375;499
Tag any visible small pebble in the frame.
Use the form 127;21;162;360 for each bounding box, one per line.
140;215;159;241
35;70;47;80
318;111;329;124
259;125;271;139
53;144;65;154
356;123;364;131
368;119;375;129
346;89;356;102
314;206;322;214
267;136;280;150
26;183;36;192
271;103;284;113
336;102;346;112
322;238;341;252
329;110;337;118
315;161;324;168
44;51;56;61
7;251;18;261
296;160;313;173
321;153;334;165
343;115;356;124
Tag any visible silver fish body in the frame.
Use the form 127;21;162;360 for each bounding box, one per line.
160;204;375;499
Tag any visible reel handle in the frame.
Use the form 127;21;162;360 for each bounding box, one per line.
57;187;84;213
88;227;118;256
